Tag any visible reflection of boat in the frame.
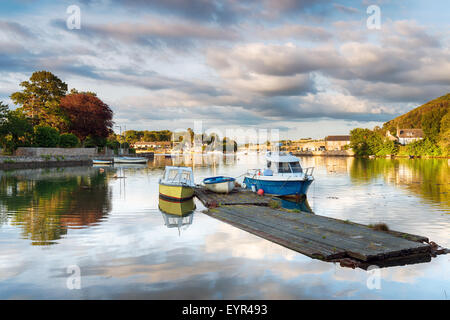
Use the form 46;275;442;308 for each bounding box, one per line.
159;197;195;234
93;159;113;165
203;176;235;193
158;196;196;215
243;151;314;196
279;197;313;213
114;157;148;164
159;166;195;202
160;211;194;234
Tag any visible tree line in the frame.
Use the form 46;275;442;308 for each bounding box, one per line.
349;103;450;157
0;71;113;153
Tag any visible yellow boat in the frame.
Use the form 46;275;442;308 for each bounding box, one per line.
158;166;195;202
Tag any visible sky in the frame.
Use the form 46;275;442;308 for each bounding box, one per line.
0;0;449;139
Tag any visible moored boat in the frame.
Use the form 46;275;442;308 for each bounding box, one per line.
243;151;314;197
203;176;236;193
114;156;148;164
93;159;113;165
159;166;195;202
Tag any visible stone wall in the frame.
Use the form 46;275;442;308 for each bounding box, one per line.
14;147;98;157
293;150;354;157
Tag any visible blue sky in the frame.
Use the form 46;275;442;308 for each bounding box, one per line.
0;0;449;139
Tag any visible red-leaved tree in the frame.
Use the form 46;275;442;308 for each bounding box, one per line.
60;93;113;142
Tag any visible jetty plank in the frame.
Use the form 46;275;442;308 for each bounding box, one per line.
194;187;275;207
194;186;444;268
204;205;431;263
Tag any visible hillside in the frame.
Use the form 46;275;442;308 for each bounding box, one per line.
383;93;450;131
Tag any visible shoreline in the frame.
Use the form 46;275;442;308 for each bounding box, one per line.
0;156;96;170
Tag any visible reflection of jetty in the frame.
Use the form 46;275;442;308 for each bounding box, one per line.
194;187;448;269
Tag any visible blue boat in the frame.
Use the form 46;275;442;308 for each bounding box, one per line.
203;176;236;193
243;152;314;197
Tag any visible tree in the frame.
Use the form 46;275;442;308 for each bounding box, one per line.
438;112;450;155
349;128;394;156
421;107;448;141
0;109;34;152
59;93;113;142
10;71;68;128
59;133;80;148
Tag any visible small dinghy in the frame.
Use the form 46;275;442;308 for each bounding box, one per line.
114;156;148;164
203;176;236;193
93;159;113;165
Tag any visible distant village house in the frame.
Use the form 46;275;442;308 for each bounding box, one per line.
132;141;172;152
324;135;351;151
386;129;424;145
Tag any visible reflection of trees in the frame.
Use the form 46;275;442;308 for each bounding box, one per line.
350;158;450;207
0;172;111;245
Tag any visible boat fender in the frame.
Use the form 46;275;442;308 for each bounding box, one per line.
242;183;247;189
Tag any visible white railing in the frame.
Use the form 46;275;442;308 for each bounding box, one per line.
304;167;314;177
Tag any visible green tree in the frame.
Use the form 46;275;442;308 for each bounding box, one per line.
34;126;60;147
59;133;80;148
10;71;68;128
0;108;34;152
421;108;448;141
84;135;107;148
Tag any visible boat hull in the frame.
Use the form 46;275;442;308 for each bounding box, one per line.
203;176;236;193
204;180;235;193
243;176;313;196
114;157;148;164
159;183;194;201
93;160;113;165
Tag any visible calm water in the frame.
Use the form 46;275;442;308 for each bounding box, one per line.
0;154;449;299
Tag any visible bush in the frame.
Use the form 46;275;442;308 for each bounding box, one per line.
59;133;79;148
406;138;442;156
84;135;106;148
106;140;120;150
34;126;60;147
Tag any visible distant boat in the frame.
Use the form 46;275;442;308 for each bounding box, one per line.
159;166;195;202
113;156;148;164
243;151;314;196
93;159;113;165
203;176;236;193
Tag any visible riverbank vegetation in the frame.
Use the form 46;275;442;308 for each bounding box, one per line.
0;71;113;154
350;94;449;157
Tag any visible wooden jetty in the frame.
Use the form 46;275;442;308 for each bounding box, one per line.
195;187;276;207
194;187;447;269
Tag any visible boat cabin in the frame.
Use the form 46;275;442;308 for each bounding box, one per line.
160;166;195;187
264;152;304;176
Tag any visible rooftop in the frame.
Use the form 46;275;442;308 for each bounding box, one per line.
398;129;424;139
325;135;351;141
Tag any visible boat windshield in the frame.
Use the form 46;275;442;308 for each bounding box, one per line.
275;161;302;173
277;162;291;173
166;170;192;184
289;161;302;173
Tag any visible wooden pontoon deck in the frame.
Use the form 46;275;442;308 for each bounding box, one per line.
194;187;447;269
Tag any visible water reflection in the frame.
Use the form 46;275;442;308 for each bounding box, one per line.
159;197;195;235
0;167;112;245
279;198;313;213
0;156;449;299
349;158;450;209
